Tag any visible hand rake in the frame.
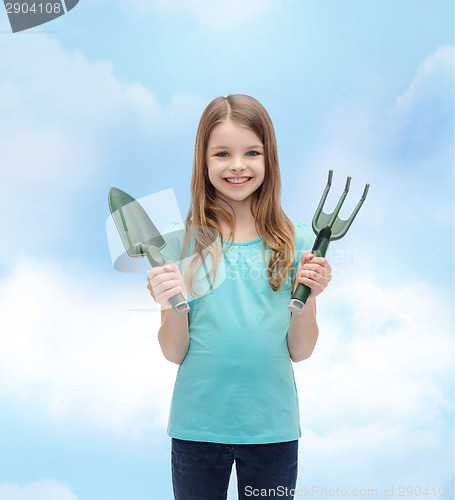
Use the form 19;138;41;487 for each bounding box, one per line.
288;170;370;314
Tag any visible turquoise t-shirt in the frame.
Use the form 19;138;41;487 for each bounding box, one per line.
160;221;315;444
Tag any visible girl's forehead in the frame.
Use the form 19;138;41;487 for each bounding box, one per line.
208;120;263;146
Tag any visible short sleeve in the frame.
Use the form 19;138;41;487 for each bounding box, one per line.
293;223;315;269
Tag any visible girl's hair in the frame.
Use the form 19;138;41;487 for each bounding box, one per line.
178;94;297;297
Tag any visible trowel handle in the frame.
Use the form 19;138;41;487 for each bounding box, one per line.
288;231;330;315
143;245;191;317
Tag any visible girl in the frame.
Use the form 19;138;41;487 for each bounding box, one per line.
147;94;331;500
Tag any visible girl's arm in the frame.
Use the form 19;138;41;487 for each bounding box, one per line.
147;261;190;365
158;307;190;365
287;250;331;362
287;298;319;362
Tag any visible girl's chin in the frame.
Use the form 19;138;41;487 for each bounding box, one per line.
214;189;254;203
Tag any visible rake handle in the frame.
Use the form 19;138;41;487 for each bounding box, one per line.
288;230;330;314
143;244;191;316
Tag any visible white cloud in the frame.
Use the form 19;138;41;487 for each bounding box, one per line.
293;277;454;487
0;250;452;494
0;480;78;500
299;423;452;492
0;35;204;189
0;255;177;436
1;36;150;187
301;44;453;164
281;44;454;489
291;44;454;272
0;32;205;264
379;44;454;163
391;45;454;124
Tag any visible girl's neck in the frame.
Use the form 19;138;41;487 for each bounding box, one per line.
216;197;258;242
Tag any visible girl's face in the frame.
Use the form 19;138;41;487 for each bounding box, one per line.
205;120;265;209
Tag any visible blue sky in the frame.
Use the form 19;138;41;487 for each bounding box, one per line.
0;1;453;499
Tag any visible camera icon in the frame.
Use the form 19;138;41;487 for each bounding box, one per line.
3;0;79;33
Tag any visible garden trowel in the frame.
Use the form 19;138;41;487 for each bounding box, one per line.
108;187;190;316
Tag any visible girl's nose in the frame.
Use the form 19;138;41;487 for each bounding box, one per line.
231;156;246;170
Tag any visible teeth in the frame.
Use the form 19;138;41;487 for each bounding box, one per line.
225;177;250;184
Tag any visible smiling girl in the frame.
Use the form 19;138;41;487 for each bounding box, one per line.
147;94;332;500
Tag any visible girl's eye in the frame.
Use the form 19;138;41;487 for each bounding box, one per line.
215;151;261;157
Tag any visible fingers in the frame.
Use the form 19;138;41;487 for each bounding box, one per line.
300;251;330;268
299;263;331;280
299;252;331;275
147;260;176;278
148;270;178;292
147;261;178;284
147;261;187;304
296;252;332;300
147;276;182;295
147;281;156;300
298;268;329;285
156;279;186;299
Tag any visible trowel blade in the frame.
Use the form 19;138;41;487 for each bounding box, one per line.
108;187;166;258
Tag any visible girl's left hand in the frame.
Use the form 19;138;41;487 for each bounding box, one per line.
293;250;332;299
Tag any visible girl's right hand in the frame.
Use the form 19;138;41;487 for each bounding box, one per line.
147;260;188;308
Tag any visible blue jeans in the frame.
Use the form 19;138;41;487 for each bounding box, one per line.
171;438;298;500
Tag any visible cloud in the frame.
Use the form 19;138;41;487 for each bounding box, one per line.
300;44;453;180
0;34;205;187
291;44;454;273
0;480;78;500
275;44;454;489
279;43;454;481
378;44;454;163
0;32;205;264
294;277;454;487
1;36;151;188
299;423;452;492
0;255;177;436
0;249;452;495
390;45;454;125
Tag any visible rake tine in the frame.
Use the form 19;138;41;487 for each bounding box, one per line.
332;183;370;240
327;176;351;227
312;170;333;234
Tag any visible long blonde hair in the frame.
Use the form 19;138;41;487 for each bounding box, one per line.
179;94;297;296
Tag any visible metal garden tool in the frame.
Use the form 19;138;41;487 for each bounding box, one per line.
108;187;190;316
288;170;370;314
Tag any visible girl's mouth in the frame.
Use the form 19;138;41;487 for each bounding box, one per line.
223;177;252;186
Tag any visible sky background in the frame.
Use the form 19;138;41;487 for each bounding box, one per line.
0;1;454;499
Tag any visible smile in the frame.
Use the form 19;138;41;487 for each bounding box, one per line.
223;177;252;186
